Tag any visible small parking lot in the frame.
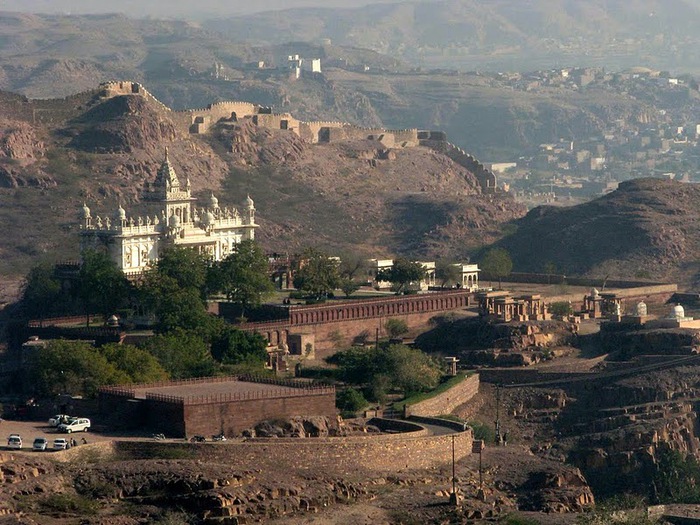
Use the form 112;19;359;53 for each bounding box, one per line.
0;418;142;453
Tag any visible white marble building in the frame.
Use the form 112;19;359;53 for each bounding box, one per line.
79;151;257;276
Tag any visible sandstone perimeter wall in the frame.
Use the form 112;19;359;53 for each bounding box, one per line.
240;291;473;358
406;374;480;417
110;427;473;473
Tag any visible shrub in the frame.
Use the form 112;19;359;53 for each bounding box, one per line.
384;318;409;338
469;421;495;442
336;387;368;415
550;301;573;317
39;493;98;516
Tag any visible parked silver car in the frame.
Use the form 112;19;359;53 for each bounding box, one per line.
32;437;48;451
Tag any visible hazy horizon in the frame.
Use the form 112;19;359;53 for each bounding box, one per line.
0;0;405;18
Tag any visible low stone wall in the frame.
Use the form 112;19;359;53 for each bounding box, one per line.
405;374;480;417
478;368;594;386
407;415;469;433
112;427;472;473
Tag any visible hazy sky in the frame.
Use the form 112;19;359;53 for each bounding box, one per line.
0;0;402;17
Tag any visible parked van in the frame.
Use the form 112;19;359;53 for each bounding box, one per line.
7;434;22;449
58;418;90;433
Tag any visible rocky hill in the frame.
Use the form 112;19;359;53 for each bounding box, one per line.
0;84;523;281
0;10;682;161
495;178;700;284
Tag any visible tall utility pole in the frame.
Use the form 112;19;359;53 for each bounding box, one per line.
494;384;501;444
449;435;459;505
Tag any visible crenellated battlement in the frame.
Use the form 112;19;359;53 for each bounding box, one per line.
99;81;172;112
92;81;495;192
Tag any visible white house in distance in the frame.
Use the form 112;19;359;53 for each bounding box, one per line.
451;263;480;291
79;150;257;276
367;259;479;292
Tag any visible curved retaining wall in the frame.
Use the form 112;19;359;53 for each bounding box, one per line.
405;374;480;417
111;427;472;473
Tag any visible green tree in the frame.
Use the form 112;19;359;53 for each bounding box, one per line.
293;248;341;298
336;387;368;415
480;247;513;288
210;327;268;368
339;277;361;297
21;264;62;323
78;250;131;325
139;273;213;334
155;247;210;295
100;343;169;383
327;344;441;401
435;261;461;288
216;240;273;316
338;252;367;280
26;340;128;398
384;318;409;338
379;344;441;394
376;258;426;294
141;330;217;379
549;301;573;318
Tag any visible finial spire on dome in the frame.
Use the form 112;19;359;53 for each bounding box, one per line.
155;146;180;192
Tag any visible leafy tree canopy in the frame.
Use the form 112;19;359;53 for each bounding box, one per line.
210;326;268;368
141;330;217;379
26;340;168;398
293;248;341;297
79;250;131;321
338;252;367;280
21;264;62;320
435;260;461;288
139;273;213;334
216;240;273;313
327;344;442;400
480;247;513;287
377;258;426;294
154;246;210;294
100;343;168;384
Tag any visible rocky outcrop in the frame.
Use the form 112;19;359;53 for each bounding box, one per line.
0;122;44;160
417;317;576;367
519;469;594;513
245;416;333;438
599;326;700;358
69;95;179;153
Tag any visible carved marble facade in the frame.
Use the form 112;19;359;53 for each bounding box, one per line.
79;151;257;276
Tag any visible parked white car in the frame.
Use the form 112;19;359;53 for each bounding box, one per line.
32;437;48;451
48;414;71;427
7;434;22;449
53;438;69;450
57;418;90;433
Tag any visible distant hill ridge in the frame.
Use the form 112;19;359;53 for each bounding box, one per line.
495;178;700;284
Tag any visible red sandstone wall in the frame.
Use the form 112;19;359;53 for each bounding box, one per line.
182;391;336;438
242;291;472;358
146;399;186;437
310;310;449;359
